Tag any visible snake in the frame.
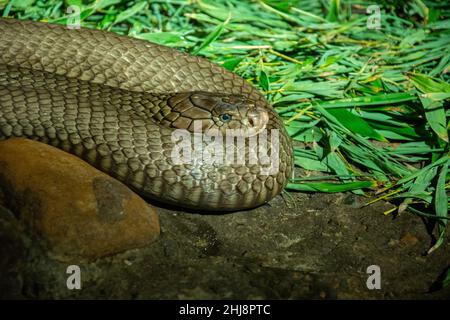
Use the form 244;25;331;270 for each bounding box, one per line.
0;18;293;211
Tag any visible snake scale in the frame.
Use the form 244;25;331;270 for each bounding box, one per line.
0;18;293;211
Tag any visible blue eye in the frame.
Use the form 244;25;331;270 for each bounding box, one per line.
220;114;232;122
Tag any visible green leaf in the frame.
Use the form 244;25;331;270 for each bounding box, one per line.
435;159;449;225
221;57;243;71
424;92;450;101
12;0;35;10
397;156;448;186
327;108;387;142
428;156;450;254
96;0;122;10
114;1;148;24
398;166;438;212
326;0;340;22
287;180;375;193
278;93;417;114
294;157;329;171
191;14;230;55
259;70;270;91
419;95;448;142
136;32;186;46
282;80;346;98
323;150;350;178
409;73;450;93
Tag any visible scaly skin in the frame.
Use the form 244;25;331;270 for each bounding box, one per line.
0;18;293;211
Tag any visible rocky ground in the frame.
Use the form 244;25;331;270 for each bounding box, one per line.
0;139;449;299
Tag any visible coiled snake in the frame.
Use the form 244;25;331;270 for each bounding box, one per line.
0;18;293;211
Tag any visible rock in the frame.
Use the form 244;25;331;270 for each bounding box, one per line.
0;138;160;260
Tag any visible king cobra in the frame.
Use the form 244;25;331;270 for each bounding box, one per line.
0;18;293;211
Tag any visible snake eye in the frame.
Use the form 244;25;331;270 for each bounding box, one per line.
220;113;232;122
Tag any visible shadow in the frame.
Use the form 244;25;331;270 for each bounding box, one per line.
139;193;262;216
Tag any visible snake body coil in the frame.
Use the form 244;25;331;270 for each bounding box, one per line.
0;18;293;211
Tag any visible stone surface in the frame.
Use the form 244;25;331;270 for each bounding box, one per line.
0;138;160;260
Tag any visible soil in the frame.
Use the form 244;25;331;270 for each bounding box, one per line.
1;191;449;299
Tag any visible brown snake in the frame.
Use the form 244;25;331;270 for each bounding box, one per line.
0;18;293;211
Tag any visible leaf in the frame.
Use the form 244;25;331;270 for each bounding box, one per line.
259;70;270;91
221;57;243;71
428;156;450;254
278;93;417;114
191;14;230;55
412;0;429;23
400;29;427;49
294;157;329;171
326;0;340;22
398;166;438;213
409;73;450;93
327;108;387;142
424;92;450;101
136;32;186;46
12;0;35;10
368;123;420;140
435;159;449;226
428;228;446;255
50;0;122;24
114;1;148;24
198;0;289;28
282;80;347;98
323;150;350;177
286;180;375;193
397;156;448;186
96;0;122;10
419;95;448;142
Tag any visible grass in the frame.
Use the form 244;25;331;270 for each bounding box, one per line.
1;0;449;282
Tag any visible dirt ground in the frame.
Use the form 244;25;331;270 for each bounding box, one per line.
1;189;449;300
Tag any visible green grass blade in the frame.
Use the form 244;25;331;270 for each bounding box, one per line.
191;14;230;55
327;108;387;142
286;180;375;193
114;1;148;25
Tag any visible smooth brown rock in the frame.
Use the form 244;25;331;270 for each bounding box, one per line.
0;138;160;259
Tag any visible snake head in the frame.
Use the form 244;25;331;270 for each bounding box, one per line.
166;92;269;136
